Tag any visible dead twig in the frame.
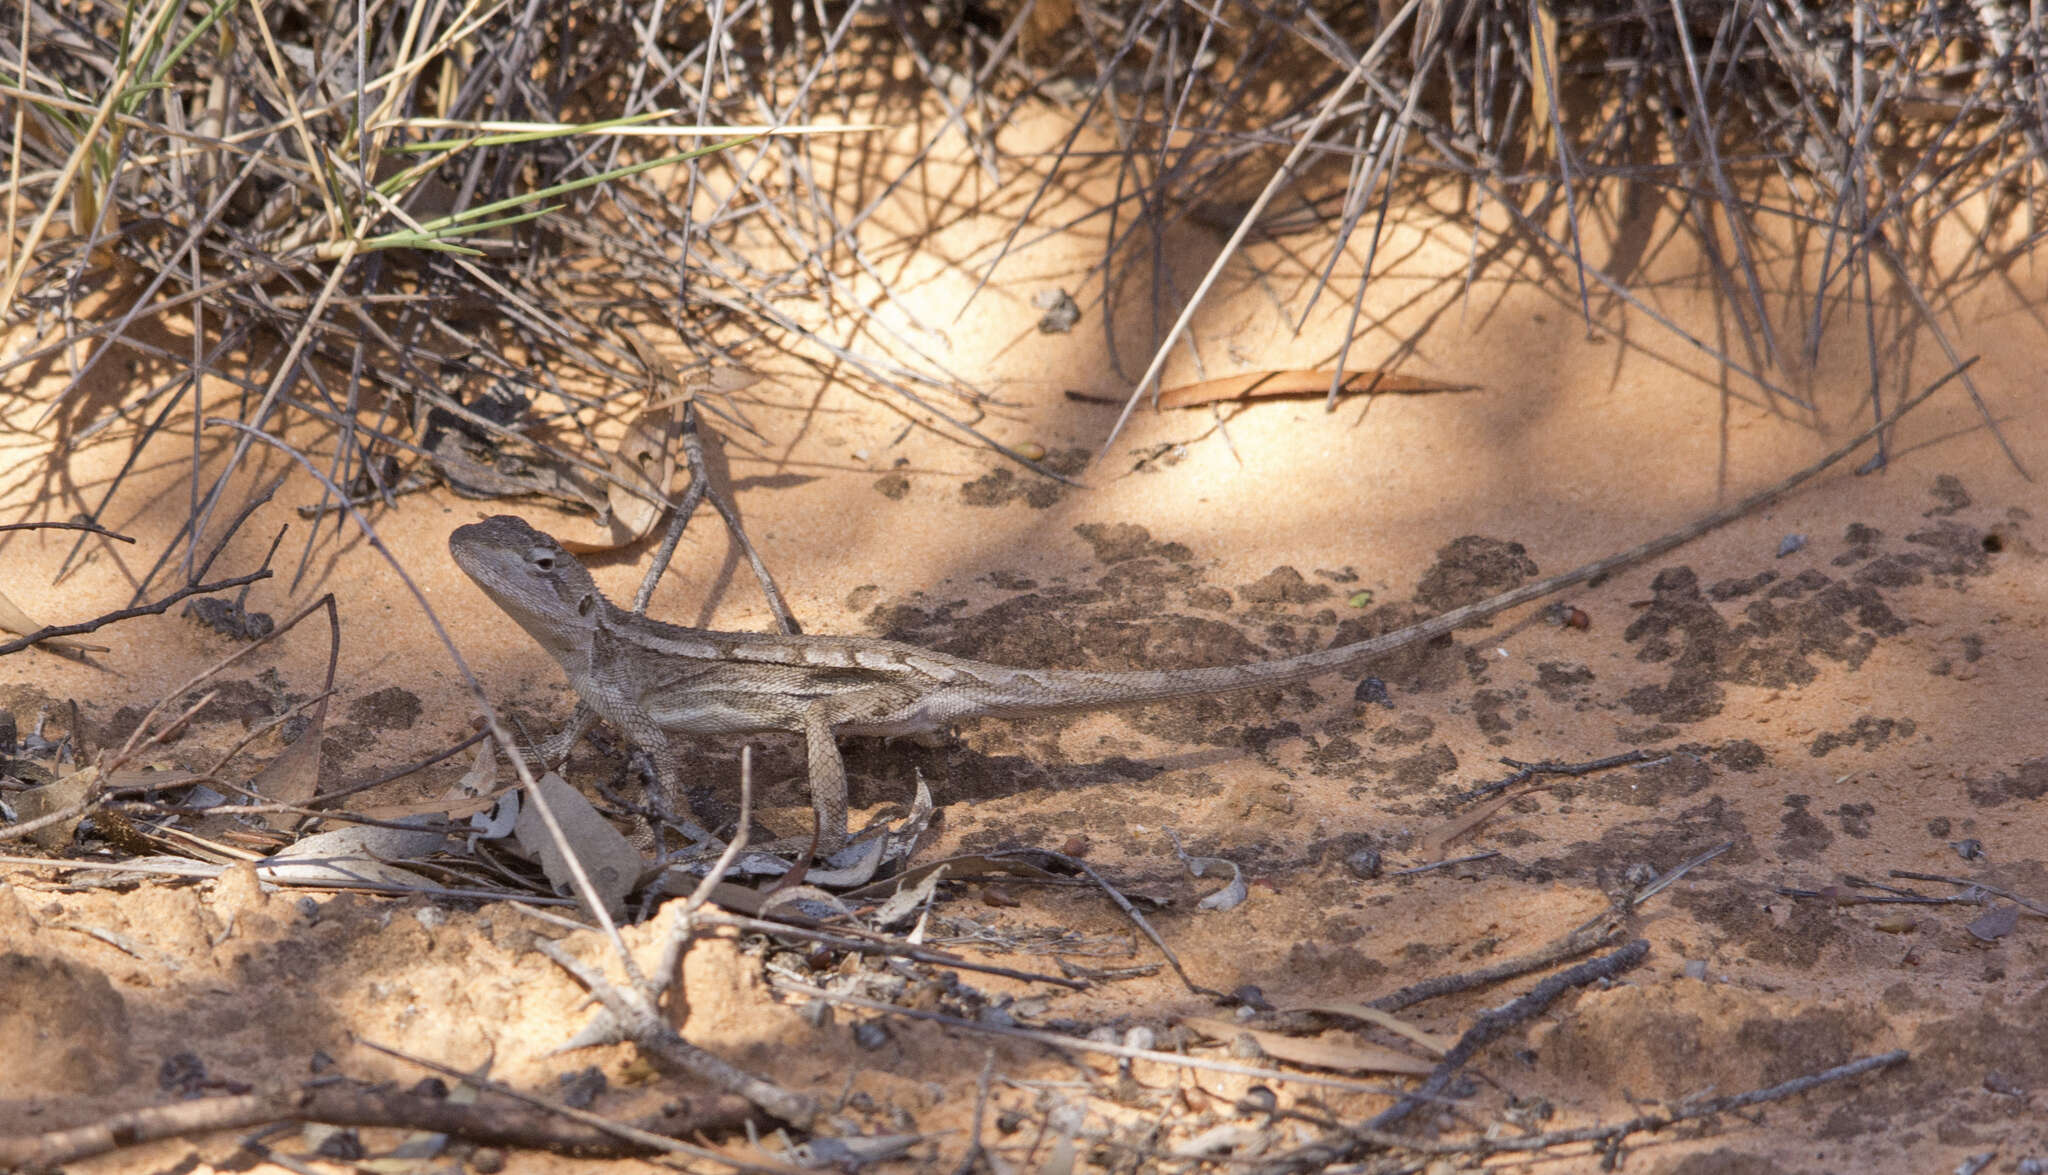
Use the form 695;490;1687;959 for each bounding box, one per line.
769;977;1419;1099
533;935;822;1129
0;569;272;657
1369;915;1630;1013
0;1079;763;1169
0;521;133;540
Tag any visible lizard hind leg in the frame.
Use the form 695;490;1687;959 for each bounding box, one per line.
802;705;852;857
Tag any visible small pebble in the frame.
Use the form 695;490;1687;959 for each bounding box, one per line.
1345;847;1382;880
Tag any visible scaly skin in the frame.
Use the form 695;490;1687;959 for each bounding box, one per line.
449;395;1919;855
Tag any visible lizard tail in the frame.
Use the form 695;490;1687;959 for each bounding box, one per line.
971;380;1939;717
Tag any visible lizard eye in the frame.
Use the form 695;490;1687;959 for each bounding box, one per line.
529;547;555;571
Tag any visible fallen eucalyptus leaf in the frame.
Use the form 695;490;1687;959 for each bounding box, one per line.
258;822;448;888
0;588;108;653
513;772;641;917
871;864;948;930
13;764;101;848
1182;1016;1433;1076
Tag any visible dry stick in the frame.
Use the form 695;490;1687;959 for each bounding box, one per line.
0;1081;762;1169
946;1049;999;1175
682;745;756;913
693;911;1088;991
1374;939;1649;1130
1101;0;1421;452
534;938;822;1130
354;1041;798;1173
988;848;1219;999
1891;870;2048;918
1256;939;1653;1174
769;978;1418;1100
1621;838;1735;911
125;468;284;609
1367;916;1630;1014
0;568;272;657
1434;1049;1910;1160
0;521;133;540
104;592;337;773
309;728;491;807
1371;837;1723;1013
0;770;202;847
1452;749;1663;804
1388;851;1498;877
0;854;581;905
519;751;822;1132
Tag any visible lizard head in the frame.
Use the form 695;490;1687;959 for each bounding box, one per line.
448;515;603;661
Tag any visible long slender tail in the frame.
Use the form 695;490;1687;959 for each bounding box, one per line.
972;379;1946;716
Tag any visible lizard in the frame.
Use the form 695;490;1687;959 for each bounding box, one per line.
448;395;1927;856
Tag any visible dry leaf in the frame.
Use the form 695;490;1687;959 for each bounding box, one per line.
556;327;684;552
1527;0;1561;161
0;588;108;653
13;764;102;849
455;738;499;797
1415;784;1553;860
1154;369;1471;409
1182;1016;1434;1076
1169;829;1248;911
1280;1002;1456;1056
839;853;1061;901
356;790;505;823
650;363;762;411
1966;904;2019;943
257;823;447;888
512;771;642;917
871;864;947;929
248;698;326;829
610;406;679;539
557;406;678;552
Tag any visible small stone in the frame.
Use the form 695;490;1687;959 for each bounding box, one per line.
1344;847;1382;879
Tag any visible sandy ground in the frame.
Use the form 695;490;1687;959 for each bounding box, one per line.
3;114;2047;1175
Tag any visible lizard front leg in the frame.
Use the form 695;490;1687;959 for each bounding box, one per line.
612;712;720;846
802;705;851;856
523;702;595;773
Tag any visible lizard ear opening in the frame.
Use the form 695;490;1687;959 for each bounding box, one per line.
577;594;595;618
